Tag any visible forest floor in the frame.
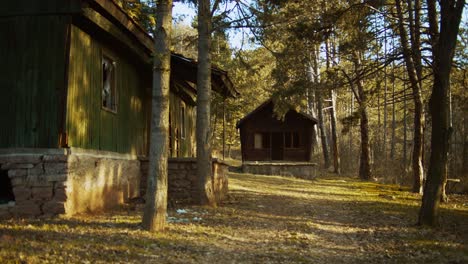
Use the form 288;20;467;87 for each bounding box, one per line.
1;172;467;263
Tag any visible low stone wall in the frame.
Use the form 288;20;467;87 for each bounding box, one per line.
242;162;318;180
0;148;140;218
140;158;229;205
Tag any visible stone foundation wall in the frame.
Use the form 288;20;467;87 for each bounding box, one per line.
242;162;318;180
0;148;140;219
140;158;229;205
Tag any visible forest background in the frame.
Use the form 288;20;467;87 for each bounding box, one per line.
117;0;466;224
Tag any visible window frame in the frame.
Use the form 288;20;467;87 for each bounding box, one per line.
180;104;186;139
284;131;300;149
253;132;271;149
101;54;118;113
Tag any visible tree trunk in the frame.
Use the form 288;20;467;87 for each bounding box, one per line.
316;88;331;169
418;0;464;226
307;84;319;154
197;0;216;207
310;46;330;169
403;85;408;177
142;0;172;232
357;81;372;180
395;0;424;194
391;71;396;160
463;114;468;176
325;39;340;174
354;52;372;180
330;88;340;174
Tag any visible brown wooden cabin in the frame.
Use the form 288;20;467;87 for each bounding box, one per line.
0;0;237;217
237;100;318;162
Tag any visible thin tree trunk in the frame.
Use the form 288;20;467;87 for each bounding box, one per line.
330;88;340;174
403;84;408;177
197;0;216;207
419;0;464;226
463;114;468;175
357;81;372;180
325;39;340;174
395;0;424;194
350;88;354;166
383;25;388;162
142;0;172;232
391;69;396;160
316;88;331;169
310;46;331;169
307;67;319;154
353;52;372;180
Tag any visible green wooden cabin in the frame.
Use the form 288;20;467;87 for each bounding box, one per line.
0;0;236;156
0;0;237;217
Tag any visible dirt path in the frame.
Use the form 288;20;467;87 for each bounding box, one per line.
1;172;467;263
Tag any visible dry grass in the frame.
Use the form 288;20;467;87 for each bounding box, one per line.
1;172;467;263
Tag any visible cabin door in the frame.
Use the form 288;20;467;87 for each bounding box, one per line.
271;132;284;160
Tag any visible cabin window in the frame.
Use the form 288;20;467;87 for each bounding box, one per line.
254;132;270;149
169;115;173;156
181;106;186;139
0;170;15;205
102;56;117;112
285;131;300;148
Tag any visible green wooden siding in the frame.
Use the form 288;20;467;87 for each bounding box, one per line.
66;25;149;155
169;92;196;158
1;0;81;17
0;15;69;148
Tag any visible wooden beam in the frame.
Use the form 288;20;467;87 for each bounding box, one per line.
88;0;153;51
81;7;151;64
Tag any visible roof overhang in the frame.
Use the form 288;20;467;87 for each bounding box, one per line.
86;0;238;98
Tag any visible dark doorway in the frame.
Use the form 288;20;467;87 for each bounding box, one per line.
271;132;284;160
0;170;15;204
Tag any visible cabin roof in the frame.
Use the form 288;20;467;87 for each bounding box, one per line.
236;99;318;129
87;0;238;98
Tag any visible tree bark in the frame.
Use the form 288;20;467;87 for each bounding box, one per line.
310;46;330;169
197;0;216;207
395;0;424;194
463;114;468;176
357;82;372;180
325;39;340;174
354;52;372;180
316;87;331;169
142;0;172;232
330;88;341;174
418;0;464;226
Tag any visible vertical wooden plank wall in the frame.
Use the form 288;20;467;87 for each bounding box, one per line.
0;15;69;148
168;92;196;158
66;25;148;155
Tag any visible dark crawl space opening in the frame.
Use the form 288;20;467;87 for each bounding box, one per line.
0;170;15;204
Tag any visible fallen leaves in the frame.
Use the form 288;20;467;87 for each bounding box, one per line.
0;172;467;263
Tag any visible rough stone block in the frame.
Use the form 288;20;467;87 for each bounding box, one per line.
168;163;179;170
31;187;53;200
8;169;27;178
0;209;12;219
27;164;44;175
13;187;31;201
1;163;34;170
42;155;68;163
10;200;41;217
0;155;42;164
54;180;68;189
43;200;65;215
53;188;67;201
25;174;53;187
10;176;25;187
44;163;68;174
46;174;68;182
